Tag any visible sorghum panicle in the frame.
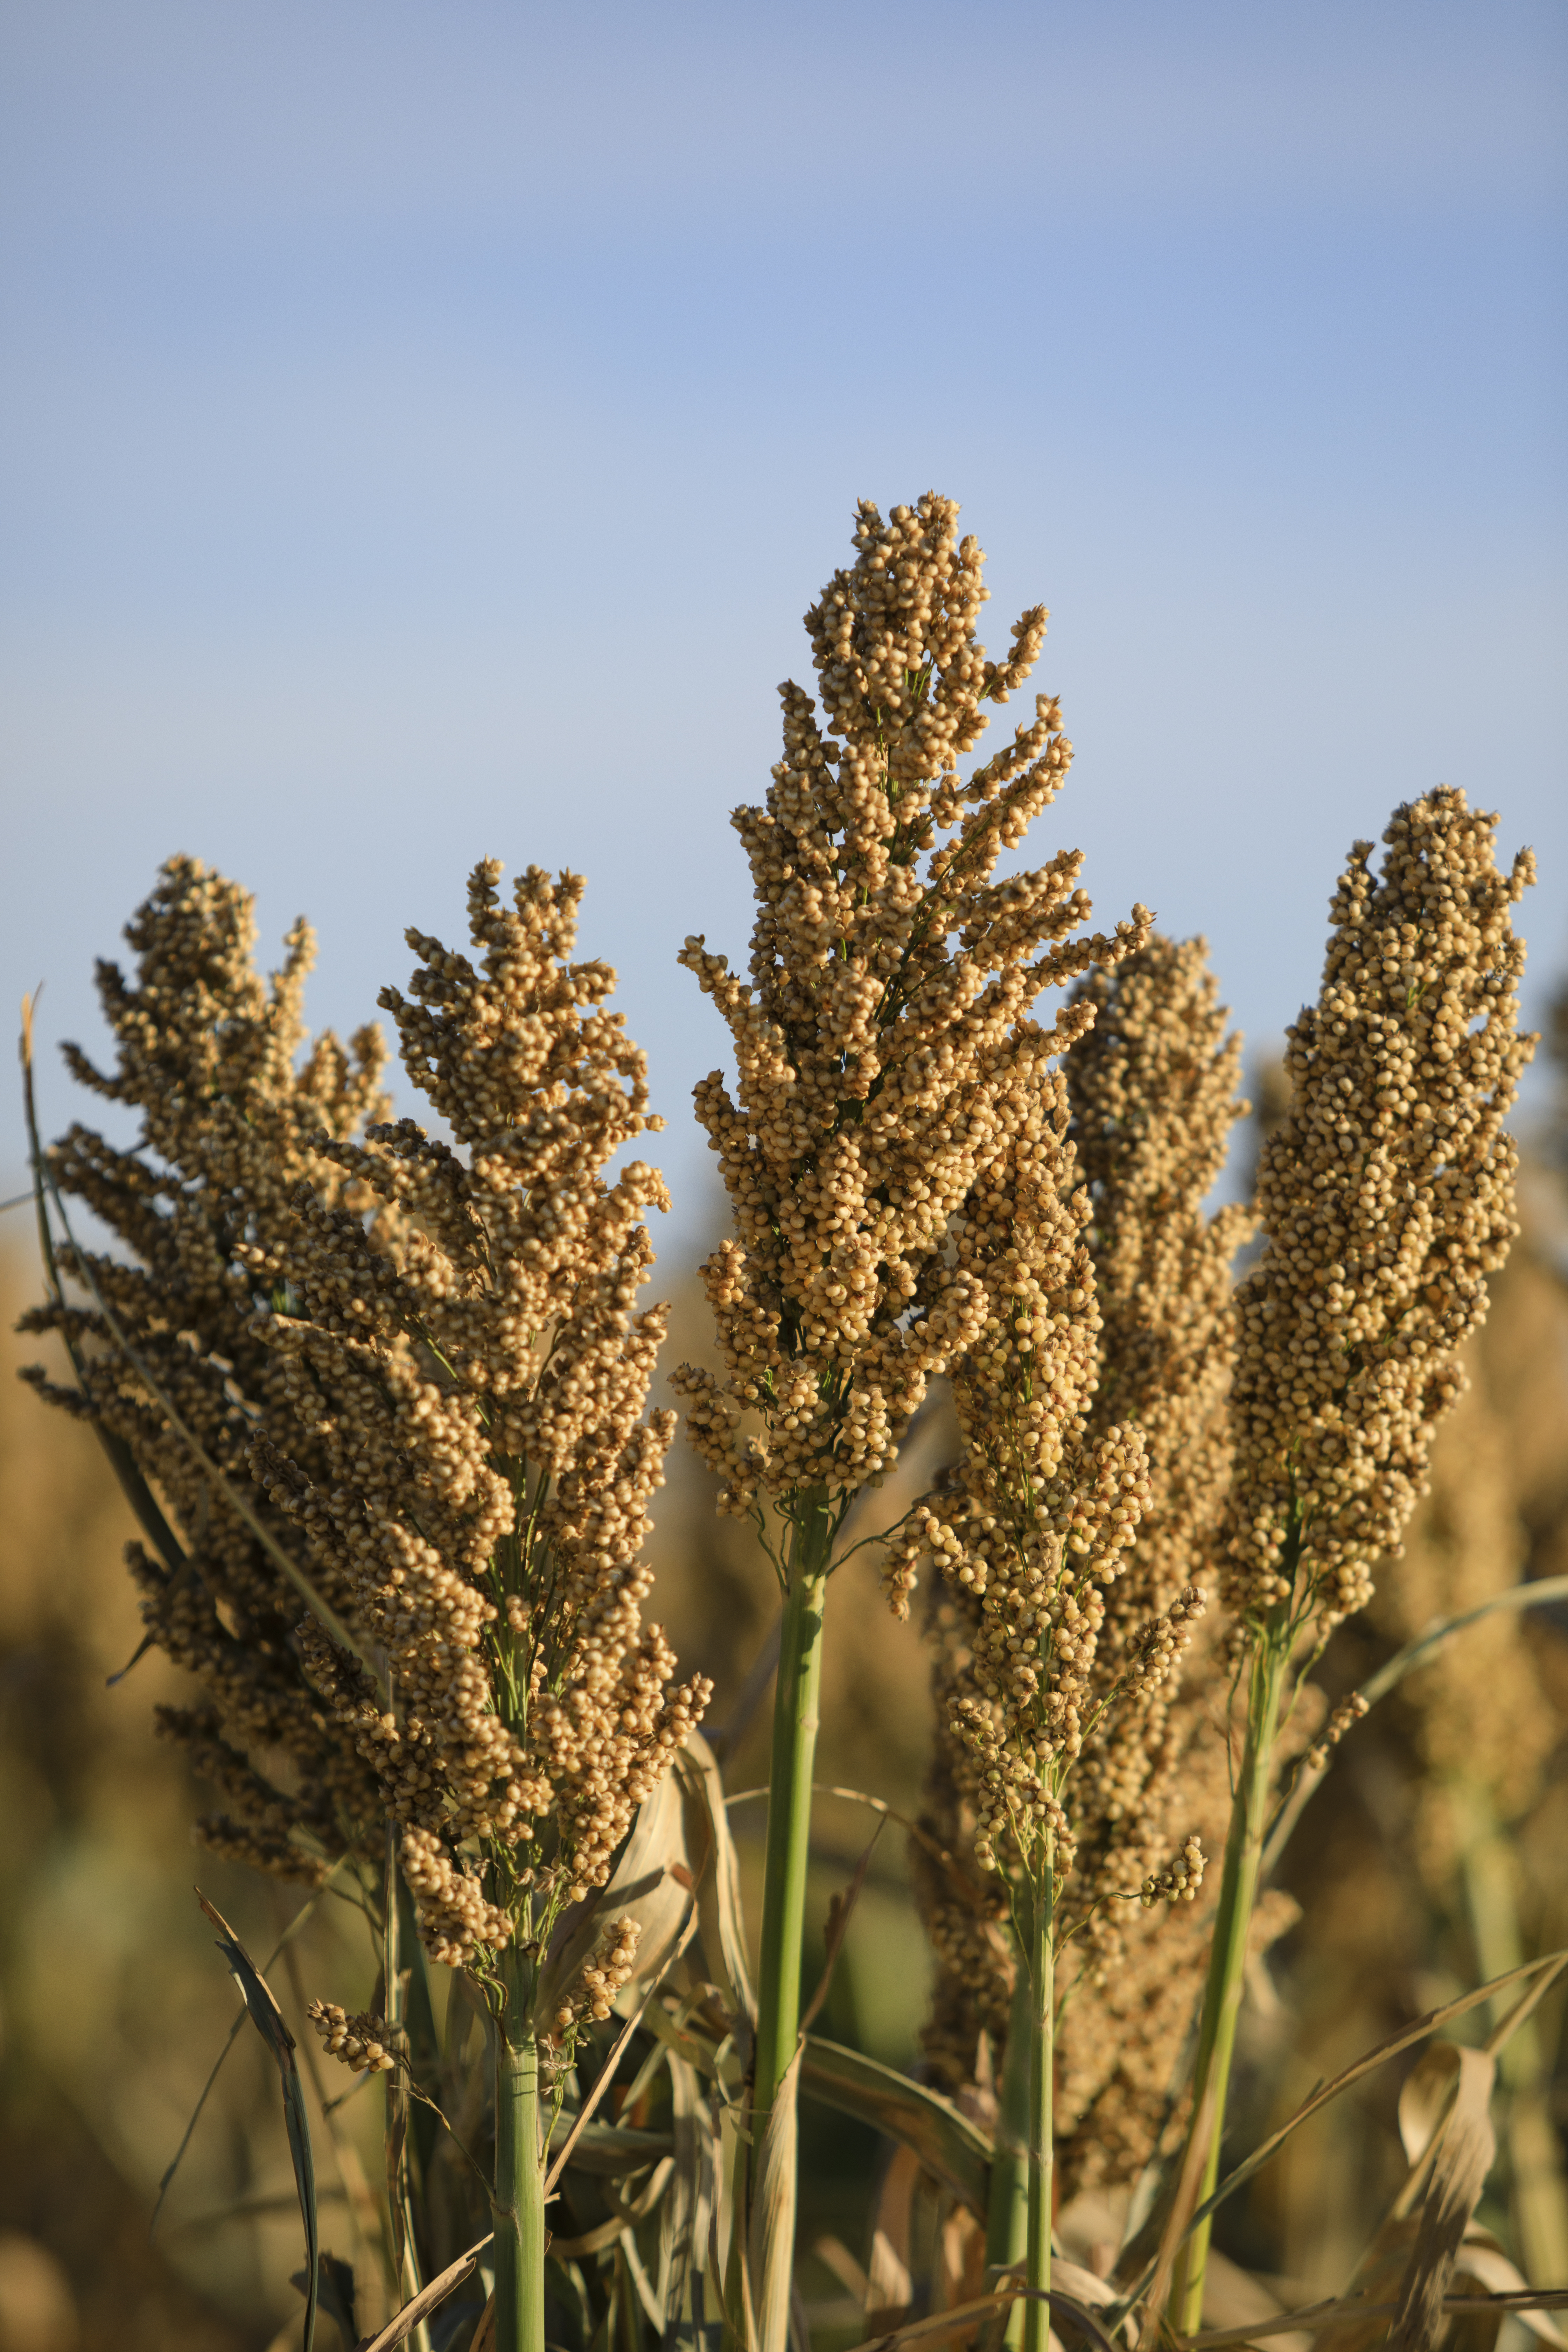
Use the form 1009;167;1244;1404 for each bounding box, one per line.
674;492;1150;1519
1226;788;1536;1629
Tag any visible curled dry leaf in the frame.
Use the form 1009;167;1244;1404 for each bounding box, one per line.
1388;2045;1497;2352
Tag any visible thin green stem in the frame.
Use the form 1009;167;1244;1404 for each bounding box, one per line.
987;1954;1031;2348
1171;1610;1292;2334
1022;1851;1056;2352
748;1486;833;2337
752;1491;833;2115
493;1949;546;2352
989;1958;1031;2258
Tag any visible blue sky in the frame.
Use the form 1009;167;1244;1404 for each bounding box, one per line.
2;0;1563;1247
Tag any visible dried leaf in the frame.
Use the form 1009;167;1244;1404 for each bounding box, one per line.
799;2036;992;2216
749;2043;803;2352
1388;2047;1497;2352
864;2147;919;2330
863;2284;1122;2352
1174;2285;1568;2348
537;1764;693;2029
656;2050;704;2331
1451;2236;1568;2350
813;2236;870;2303
1399;2043;1466;2167
1122;1945;1568;2318
1138;2065;1220;2351
551;2217;634;2261
567;2123;674;2177
678;1735;758;2029
350;2235;489;2352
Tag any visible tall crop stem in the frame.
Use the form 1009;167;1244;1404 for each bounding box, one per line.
749;1489;833;2319
494;1949;547;2352
987;1959;1032;2334
1171;1608;1292;2333
1022;1849;1056;2352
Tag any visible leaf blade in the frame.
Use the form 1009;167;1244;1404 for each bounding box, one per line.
195;1890;320;2352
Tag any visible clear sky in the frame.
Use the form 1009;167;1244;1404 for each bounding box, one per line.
2;0;1563;1248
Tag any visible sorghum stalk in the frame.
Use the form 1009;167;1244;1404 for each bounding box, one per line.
676;499;1150;1588
910;935;1248;2213
752;1493;833;2130
21;856;710;2350
885;1077;1209;2332
987;1960;1031;2286
494;1949;547;2352
678;492;1150;2342
1180;789;1538;2324
1021;1846;1056;2352
1169;1598;1292;2334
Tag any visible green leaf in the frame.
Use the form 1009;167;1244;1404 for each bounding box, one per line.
195;1890;319;2352
800;2035;992;2217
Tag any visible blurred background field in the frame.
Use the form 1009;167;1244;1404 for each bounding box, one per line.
2;1032;1567;2348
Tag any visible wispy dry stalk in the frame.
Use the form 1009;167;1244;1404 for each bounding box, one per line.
22;854;709;2352
676;490;1150;2342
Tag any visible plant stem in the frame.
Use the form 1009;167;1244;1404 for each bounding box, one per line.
986;1958;1031;2324
1022;1849;1056;2352
493;1948;547;2352
1170;1609;1292;2335
383;1823;433;2350
749;1489;833;2315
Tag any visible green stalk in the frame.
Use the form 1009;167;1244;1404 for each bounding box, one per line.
1170;1609;1292;2335
987;1957;1031;2326
383;1826;433;2352
493;1948;547;2352
749;1489;833;2307
1021;1851;1056;2352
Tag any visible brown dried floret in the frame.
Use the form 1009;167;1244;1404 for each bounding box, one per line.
307;2001;397;2074
553;1918;642;2033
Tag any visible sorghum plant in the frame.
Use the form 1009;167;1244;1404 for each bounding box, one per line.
674;491;1150;2333
881;985;1235;2341
23;855;710;2352
17;493;1552;2352
905;932;1254;2301
1172;786;1536;2327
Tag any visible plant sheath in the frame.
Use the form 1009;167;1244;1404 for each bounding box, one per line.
493;1949;547;2352
1022;1851;1056;2352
